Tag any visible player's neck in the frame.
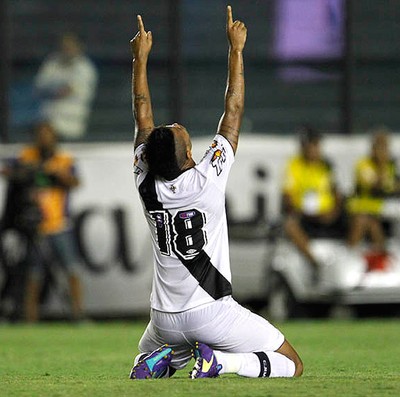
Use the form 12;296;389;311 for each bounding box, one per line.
181;158;196;172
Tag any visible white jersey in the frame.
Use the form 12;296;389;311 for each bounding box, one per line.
134;134;235;312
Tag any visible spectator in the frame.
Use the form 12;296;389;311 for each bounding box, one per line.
282;126;345;280
347;128;400;268
35;33;98;140
4;122;84;322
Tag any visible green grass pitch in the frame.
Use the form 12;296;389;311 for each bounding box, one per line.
1;319;399;397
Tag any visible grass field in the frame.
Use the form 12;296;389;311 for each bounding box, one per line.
1;319;399;397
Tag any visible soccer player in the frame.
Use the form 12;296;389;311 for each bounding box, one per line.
130;6;303;379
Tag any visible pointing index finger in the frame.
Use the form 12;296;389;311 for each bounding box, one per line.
137;15;145;33
227;5;233;26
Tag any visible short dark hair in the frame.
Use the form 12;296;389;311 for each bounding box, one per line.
145;126;181;180
297;125;322;146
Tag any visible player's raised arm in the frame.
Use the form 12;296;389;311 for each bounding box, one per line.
130;15;154;149
217;5;247;154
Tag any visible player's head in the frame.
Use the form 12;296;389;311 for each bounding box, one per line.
60;33;83;61
34;121;58;158
298;125;322;162
145;123;193;180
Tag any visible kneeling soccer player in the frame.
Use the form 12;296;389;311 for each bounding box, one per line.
129;6;303;379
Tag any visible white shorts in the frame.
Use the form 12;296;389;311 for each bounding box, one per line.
138;296;285;370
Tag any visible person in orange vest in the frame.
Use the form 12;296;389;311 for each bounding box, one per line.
15;121;83;322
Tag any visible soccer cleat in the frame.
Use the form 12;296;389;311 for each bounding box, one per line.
189;342;222;379
129;344;173;379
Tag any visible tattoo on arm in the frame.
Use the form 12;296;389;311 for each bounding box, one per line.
134;93;148;105
134;126;153;149
132;59;154;149
226;88;240;98
218;123;239;149
139;127;153;134
220;123;239;134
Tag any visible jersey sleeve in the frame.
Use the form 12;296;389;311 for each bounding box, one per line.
195;134;235;192
133;143;148;189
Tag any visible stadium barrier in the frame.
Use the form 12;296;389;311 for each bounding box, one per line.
1;134;399;317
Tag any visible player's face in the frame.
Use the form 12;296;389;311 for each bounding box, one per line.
303;141;321;162
61;35;81;60
36;124;57;151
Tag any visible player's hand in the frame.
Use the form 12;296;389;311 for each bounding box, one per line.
226;5;247;51
130;15;152;60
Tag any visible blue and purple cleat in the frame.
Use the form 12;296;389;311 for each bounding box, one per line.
190;342;222;379
129;344;173;379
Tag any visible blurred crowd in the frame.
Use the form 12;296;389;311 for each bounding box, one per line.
1;29;399;323
0;32;97;322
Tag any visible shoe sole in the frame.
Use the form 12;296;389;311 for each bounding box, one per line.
130;344;173;379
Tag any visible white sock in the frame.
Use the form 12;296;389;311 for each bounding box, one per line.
214;351;242;374
214;350;295;378
264;352;295;377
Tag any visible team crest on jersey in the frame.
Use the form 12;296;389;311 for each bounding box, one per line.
200;140;219;163
211;145;226;175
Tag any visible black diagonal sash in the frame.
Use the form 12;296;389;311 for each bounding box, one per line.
177;249;232;300
138;173;232;299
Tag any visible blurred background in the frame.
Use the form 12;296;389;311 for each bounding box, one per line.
1;0;400;322
1;0;400;142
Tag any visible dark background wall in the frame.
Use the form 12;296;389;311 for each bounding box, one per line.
5;0;400;141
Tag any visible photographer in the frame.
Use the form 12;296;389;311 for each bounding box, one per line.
0;159;43;320
1;122;83;322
